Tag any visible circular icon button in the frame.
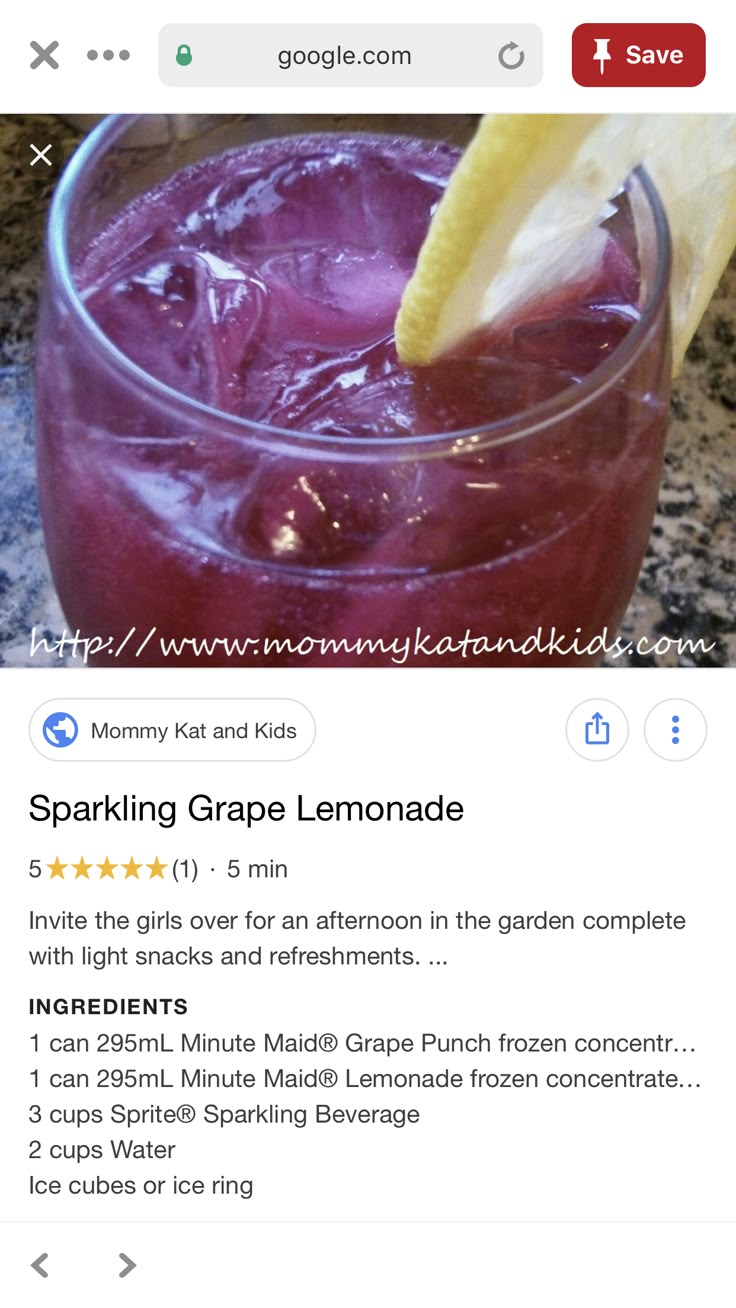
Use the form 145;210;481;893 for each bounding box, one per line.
566;699;628;761
644;699;706;761
16;131;65;181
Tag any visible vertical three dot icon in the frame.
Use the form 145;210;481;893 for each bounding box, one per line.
644;700;706;761
671;714;680;745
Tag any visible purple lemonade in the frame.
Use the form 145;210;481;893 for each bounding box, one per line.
36;121;671;665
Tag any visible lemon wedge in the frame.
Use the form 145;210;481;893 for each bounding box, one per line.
395;114;736;375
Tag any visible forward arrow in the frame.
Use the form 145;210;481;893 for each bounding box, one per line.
119;1252;137;1278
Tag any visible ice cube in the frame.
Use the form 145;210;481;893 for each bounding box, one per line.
260;247;411;349
85;249;265;409
207;142;449;258
228;457;427;567
512;308;635;373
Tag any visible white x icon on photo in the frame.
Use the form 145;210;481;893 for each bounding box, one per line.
29;143;53;167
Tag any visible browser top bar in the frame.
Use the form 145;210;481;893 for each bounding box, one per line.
1;13;730;111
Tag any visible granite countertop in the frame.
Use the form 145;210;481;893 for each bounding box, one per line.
1;114;734;668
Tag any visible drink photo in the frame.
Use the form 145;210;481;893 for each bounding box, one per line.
2;113;735;666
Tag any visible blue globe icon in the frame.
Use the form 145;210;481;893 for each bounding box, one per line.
43;712;79;747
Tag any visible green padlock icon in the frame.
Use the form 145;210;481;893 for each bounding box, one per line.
176;43;192;67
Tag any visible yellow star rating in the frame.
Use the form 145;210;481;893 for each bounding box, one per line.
44;857;168;882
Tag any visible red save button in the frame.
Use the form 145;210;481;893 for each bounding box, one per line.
572;24;706;87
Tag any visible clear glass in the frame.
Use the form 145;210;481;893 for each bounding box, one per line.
35;114;672;667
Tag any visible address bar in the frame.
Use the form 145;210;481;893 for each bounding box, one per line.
159;24;543;88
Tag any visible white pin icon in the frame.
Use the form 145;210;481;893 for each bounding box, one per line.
594;37;612;74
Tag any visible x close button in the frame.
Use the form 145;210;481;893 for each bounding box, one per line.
29;40;60;70
572;24;705;87
16;132;65;181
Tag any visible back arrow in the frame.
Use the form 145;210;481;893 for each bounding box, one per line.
31;1253;49;1278
499;41;525;70
119;1253;137;1278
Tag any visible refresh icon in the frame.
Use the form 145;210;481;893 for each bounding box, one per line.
498;41;525;70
